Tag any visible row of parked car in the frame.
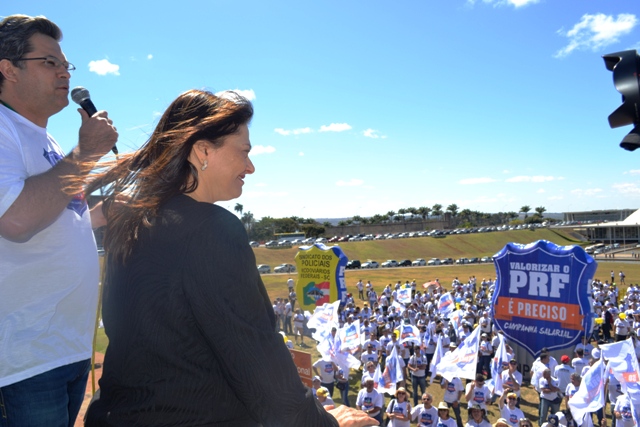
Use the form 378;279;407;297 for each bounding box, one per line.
257;263;296;274
345;256;494;269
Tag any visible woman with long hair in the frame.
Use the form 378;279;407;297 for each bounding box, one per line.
84;89;374;427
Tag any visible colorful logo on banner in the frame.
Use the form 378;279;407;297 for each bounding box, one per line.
295;243;348;311
396;284;412;305
491;240;596;357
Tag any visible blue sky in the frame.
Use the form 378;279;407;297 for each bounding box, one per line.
11;0;640;220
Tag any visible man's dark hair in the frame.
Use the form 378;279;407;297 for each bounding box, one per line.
0;15;62;91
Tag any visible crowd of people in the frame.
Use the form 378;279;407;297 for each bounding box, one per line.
271;274;640;427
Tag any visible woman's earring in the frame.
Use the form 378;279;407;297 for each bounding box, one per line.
201;160;208;171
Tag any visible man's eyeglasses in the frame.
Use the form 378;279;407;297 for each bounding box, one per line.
16;55;75;72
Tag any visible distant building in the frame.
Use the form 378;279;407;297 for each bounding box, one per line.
579;208;640;243
563;209;636;223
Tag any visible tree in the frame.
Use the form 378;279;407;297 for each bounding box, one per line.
446;204;459;217
418;206;431;220
407;207;418;220
520;205;531;219
241;211;254;233
432;204;443;218
535;206;546;218
397;208;407;222
234;203;243;216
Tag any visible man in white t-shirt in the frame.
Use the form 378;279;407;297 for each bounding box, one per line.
465;374;491;410
357;377;384;425
499;392;524;427
312;358;338;397
0;14;118;426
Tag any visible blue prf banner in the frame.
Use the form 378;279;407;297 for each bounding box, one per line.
491;240;596;357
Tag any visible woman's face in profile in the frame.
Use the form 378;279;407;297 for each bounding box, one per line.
197;124;255;203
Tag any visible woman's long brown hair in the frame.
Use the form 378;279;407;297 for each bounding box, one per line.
83;89;253;263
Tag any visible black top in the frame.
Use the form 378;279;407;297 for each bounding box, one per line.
86;195;338;427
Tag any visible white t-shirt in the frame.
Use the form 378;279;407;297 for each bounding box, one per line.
313;359;337;384
386;399;411;427
501;405;525;427
0;105;99;387
465;383;491;409
442;377;464;403
412;404;439;427
357;388;384;417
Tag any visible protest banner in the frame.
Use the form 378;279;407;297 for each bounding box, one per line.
289;348;313;387
491;240;596;358
295;243;348;311
436;325;481;381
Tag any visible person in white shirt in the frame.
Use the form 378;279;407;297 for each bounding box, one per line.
316;387;336;410
465;374;491;411
361;344;380;367
412;393;439;427
500;359;523;398
441;375;464;427
356;377;384;425
570;349;588;377
408;348;428;406
436;402;458;427
499;392;525;427
385;387;412;427
539;369;561;427
564;373;580;407
465;404;491;427
531;353;551;392
614;313;631;341
553;355;574;394
313;358;338;397
614;393;636;427
356;279;364;300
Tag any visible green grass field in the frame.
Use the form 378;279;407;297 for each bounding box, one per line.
94;228;633;424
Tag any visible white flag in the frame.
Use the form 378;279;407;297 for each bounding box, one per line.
375;345;404;395
436;325;481;381
429;334;444;385
488;333;509;394
397;324;421;346
339;319;361;352
308;300;340;342
568;357;606;422
438;292;455;318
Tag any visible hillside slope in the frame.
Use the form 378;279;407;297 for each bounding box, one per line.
254;228;581;266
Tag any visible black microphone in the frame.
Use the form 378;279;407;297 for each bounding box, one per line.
71;86;118;155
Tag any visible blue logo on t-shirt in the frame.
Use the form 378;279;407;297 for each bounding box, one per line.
43;149;87;216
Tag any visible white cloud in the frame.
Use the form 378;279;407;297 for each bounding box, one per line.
336;178;364;187
571;188;604;196
459;177;497;185
467;0;539;8
505;175;563;183
319;123;352;133
299;152;304;156
88;59;120;76
274;127;313;136
555;13;637;58
249;145;275;155
612;183;640;194
363;128;386;139
147;54;153;60
537;189;546;193
233;89;256;101
625;170;640;175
